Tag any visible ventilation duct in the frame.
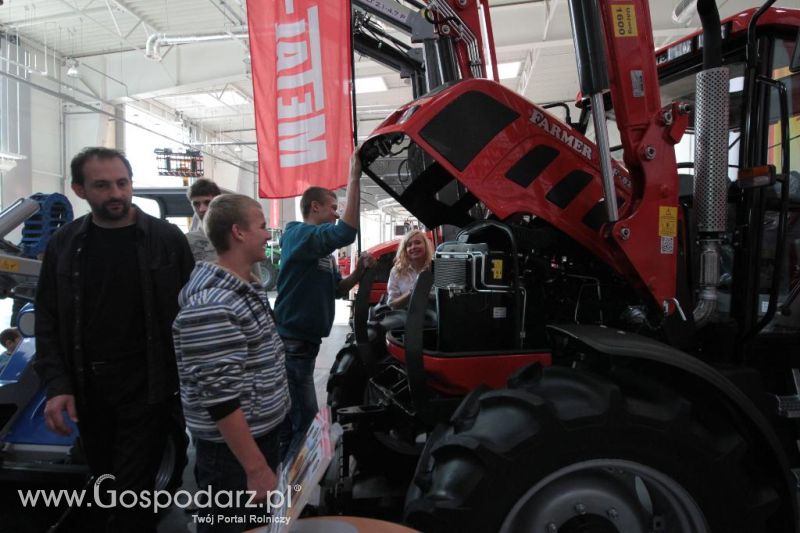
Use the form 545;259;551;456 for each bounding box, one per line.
145;27;248;61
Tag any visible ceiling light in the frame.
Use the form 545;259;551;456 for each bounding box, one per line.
219;90;249;106
65;58;79;78
0;151;27;161
234;145;243;153
672;0;697;25
355;76;388;93
498;61;521;80
192;94;227;108
0;151;27;172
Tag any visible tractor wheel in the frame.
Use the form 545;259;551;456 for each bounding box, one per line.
154;423;188;493
327;341;420;482
405;365;787;533
260;261;278;291
326;341;367;422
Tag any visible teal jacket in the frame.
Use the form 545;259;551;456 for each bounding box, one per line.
274;220;357;343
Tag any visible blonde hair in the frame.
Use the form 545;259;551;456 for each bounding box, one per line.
393;229;433;275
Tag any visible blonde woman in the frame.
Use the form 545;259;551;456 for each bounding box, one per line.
386;229;434;309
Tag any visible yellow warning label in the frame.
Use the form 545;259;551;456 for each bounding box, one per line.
0;259;19;273
611;5;638;37
491;259;503;280
659;206;678;237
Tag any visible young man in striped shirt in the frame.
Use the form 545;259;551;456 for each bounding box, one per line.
173;194;289;532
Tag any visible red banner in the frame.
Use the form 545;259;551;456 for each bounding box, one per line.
247;0;353;198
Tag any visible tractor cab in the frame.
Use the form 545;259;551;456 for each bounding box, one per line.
653;7;800;352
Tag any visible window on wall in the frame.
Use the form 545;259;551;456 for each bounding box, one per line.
124;105;187;188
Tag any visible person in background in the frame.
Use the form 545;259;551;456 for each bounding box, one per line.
274;147;375;459
0;327;21;370
386;229;434;309
173;194;289;533
34;147;194;533
185;178;222;262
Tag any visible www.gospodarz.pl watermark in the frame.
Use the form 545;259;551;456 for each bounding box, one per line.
17;474;299;515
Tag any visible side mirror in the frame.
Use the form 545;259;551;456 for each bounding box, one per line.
17;303;35;338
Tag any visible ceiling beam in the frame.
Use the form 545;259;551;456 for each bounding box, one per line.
207;0;245;26
1;7;107;28
108;0;163;34
52;0;162;54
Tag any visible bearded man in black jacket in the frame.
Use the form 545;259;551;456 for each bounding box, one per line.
34;146;194;533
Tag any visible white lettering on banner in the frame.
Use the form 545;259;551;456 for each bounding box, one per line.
284;0;295;15
278;115;327;166
275;20;307;42
276;40;309;72
276;5;327;168
530;110;593;160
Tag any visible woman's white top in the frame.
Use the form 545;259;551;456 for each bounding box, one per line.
386;266;422;304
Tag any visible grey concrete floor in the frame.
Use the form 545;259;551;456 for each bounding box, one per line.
157;296;352;533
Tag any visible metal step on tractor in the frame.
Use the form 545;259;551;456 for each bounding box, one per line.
322;1;800;532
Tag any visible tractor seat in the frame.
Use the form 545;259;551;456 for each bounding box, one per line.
368;298;438;331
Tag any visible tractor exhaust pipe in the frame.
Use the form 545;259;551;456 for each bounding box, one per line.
692;0;729;327
695;241;721;325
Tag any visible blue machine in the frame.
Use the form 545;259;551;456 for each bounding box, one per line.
0;197;85;485
19;193;73;259
0;310;77;447
0;340;78;447
0;195;185;494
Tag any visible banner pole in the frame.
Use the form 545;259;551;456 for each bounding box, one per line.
349;0;362;255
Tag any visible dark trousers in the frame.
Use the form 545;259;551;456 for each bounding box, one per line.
278;338;320;462
194;430;280;533
78;362;177;533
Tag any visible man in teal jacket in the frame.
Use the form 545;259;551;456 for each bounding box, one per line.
275;147;374;459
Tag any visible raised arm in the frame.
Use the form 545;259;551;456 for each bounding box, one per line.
340;147;362;229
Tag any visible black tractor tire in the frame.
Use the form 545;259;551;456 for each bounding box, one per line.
154;422;188;493
261;261;279;291
326;341;367;422
405;365;789;533
327;341;421;483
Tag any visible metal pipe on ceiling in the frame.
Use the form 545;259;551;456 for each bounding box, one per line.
145;26;248;61
189;141;256;146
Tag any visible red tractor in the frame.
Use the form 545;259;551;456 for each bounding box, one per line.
324;1;800;531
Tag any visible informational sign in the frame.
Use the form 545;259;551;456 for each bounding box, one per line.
259;408;338;533
247;0;354;198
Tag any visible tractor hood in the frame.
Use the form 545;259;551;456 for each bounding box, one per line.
360;78;633;273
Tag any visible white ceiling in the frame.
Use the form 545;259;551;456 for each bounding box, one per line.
0;0;794;170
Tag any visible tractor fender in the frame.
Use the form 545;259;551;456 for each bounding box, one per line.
548;323;799;530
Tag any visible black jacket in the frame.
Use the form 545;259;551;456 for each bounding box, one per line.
33;208;195;404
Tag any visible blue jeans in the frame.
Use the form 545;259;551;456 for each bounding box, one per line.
278;338;320;462
194;430;280;533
